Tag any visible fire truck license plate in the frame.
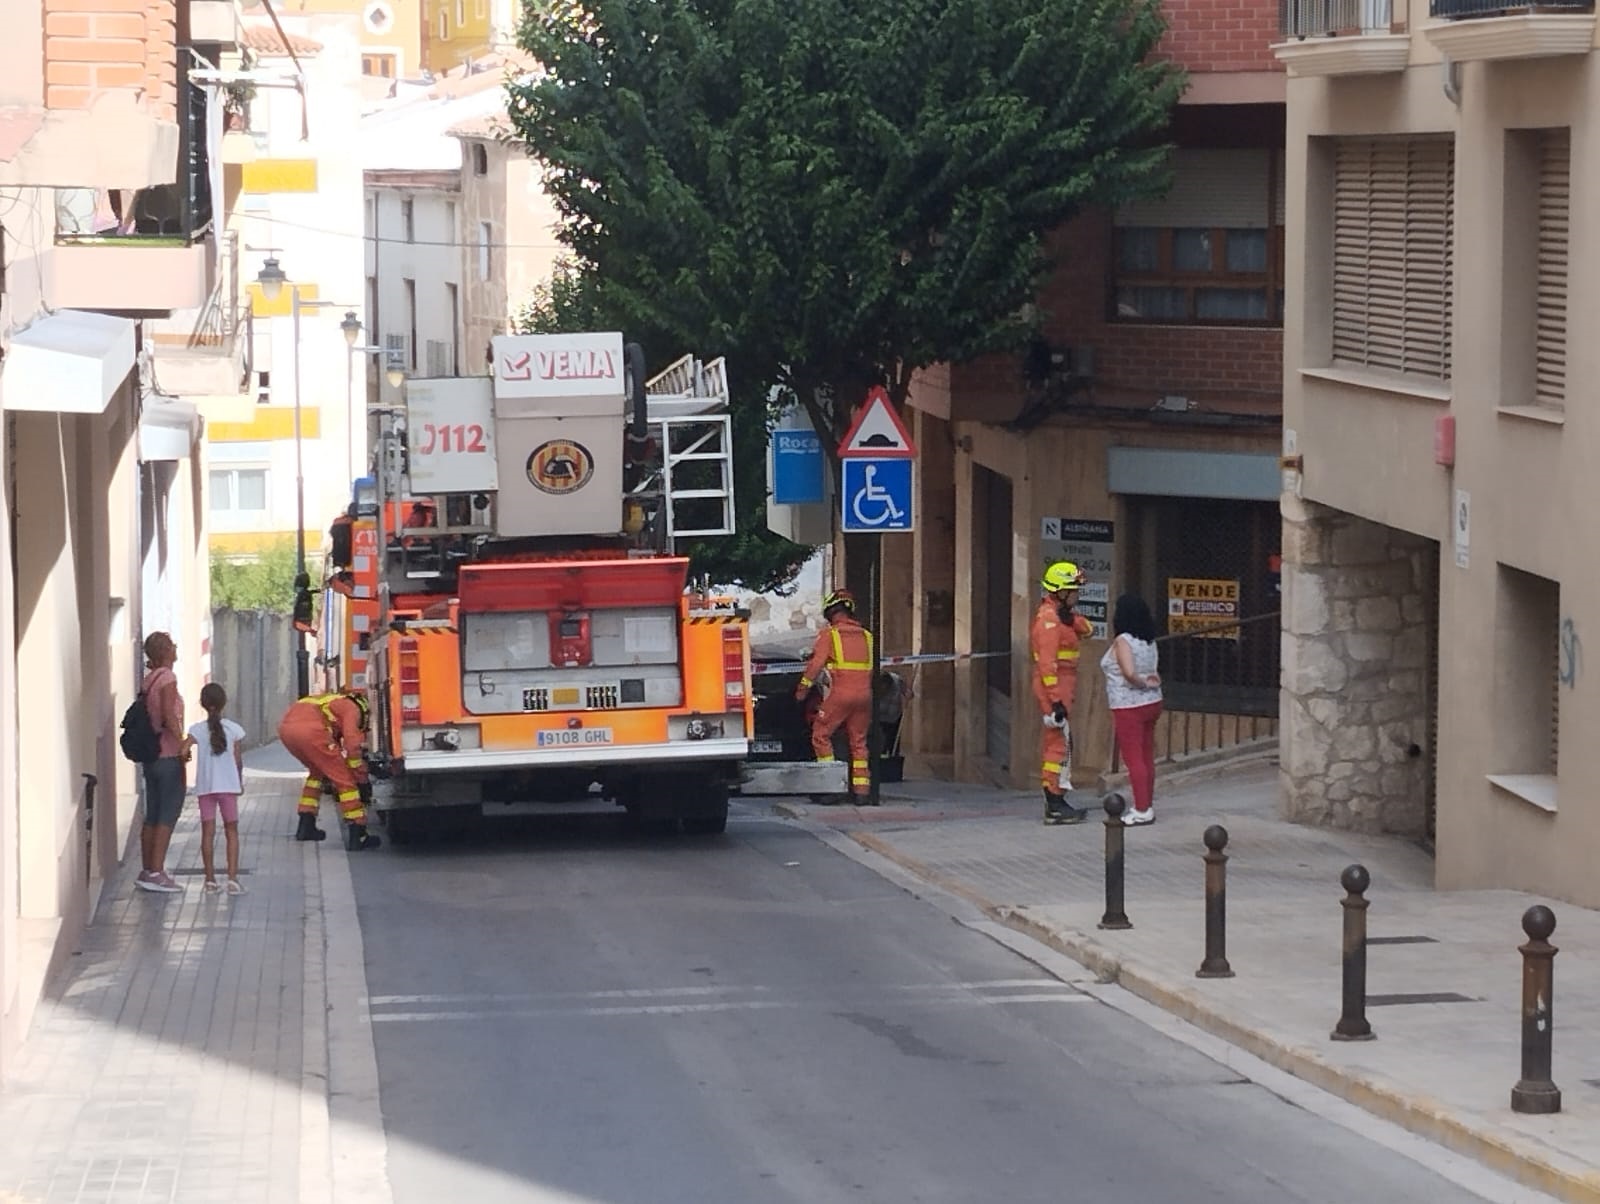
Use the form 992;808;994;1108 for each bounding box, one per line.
537;728;614;748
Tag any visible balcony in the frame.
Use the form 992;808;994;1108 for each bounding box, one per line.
1273;0;1412;74
0;91;178;191
1425;0;1595;59
146;230;254;399
46;80;215;313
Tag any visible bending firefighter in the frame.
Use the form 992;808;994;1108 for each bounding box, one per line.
796;589;875;802
277;689;382;850
1032;561;1094;825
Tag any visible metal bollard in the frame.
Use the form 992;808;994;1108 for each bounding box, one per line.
1196;825;1234;979
1099;791;1131;930
1511;905;1561;1115
1331;864;1374;1041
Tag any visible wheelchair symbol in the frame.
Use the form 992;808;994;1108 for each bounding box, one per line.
851;463;905;527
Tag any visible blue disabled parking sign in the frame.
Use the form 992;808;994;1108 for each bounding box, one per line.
841;458;914;533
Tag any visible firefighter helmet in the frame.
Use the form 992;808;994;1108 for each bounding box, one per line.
344;689;371;732
1041;561;1084;593
823;588;857;616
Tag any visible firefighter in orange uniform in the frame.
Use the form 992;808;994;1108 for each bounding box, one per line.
277;689;382;850
1032;561;1094;825
796;589;875;802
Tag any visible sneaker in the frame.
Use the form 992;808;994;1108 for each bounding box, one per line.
147;872;183;893
1121;807;1155;826
134;871;160;893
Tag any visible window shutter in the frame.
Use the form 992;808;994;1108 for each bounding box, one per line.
1115;149;1272;229
1332;137;1455;380
425;338;454;378
1536;129;1570;411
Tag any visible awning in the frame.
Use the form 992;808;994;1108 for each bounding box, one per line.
0;310;135;414
1107;446;1281;502
139;393;202;461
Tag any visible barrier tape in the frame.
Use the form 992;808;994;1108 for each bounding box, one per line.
751;649;1011;675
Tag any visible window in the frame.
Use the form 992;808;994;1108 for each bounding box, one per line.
401;197;415;243
209;468;268;514
361;53;396;77
1535;129;1569;410
446;200;457;241
1491;566;1560;806
473;143;488;176
478;221;492;279
446;281;460;377
439;9;449;39
403;277;417;370
1112;149;1283;326
1331;136;1455;380
456;0;465;24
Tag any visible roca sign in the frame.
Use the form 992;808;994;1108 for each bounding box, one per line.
491;332;626;400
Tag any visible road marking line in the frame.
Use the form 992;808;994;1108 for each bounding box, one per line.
364;993;1092;1023
361;978;1076;1008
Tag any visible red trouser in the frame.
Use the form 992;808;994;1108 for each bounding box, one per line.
1112;700;1163;813
278;710;366;823
811;686;872;796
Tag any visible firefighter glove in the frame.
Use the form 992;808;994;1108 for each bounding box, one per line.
1052;701;1067;727
358;780;374;807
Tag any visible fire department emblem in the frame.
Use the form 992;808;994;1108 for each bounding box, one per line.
526;440;594;495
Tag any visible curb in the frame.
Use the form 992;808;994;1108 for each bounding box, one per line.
847;829;1600;1204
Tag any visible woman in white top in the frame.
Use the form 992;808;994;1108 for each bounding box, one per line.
1101;594;1163;825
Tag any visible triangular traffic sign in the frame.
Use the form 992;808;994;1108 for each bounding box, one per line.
838;386;917;458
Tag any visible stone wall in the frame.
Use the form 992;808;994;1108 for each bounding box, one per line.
1280;495;1434;835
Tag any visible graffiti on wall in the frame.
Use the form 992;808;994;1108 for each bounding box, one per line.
1560;616;1581;688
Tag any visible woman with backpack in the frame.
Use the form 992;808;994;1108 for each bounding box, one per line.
136;631;188;893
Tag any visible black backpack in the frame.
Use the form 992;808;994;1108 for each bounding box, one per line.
119;692;163;764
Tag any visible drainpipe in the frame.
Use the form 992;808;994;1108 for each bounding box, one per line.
1442;56;1462;108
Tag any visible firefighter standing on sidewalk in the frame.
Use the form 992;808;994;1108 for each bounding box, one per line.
277;689;382;850
1032;561;1094;825
796;589;875;802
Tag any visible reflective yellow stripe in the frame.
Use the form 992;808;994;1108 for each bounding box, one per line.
816;754;837;763
346;758;364;769
1040;674;1058;686
798;677;813;688
830;627;874;671
1056;650;1079;660
1042;761;1062;773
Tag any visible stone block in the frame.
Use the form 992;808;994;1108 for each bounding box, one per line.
1381;764;1420;796
1357;596;1402;632
1329;561;1414;600
1401;593;1427;624
1330;518;1394;567
1306;697;1341;729
1392;626;1427;669
1326;781;1353;804
1282;702;1331;779
1284;569;1329;636
1282;514;1328;567
1283;636;1349;694
1371;694;1420;723
1332;724;1376;761
1332;600;1357;630
1346;633;1394;662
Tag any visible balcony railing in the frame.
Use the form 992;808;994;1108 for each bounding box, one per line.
54;76;213;245
1280;0;1397;35
1430;0;1592;17
191;229;247;350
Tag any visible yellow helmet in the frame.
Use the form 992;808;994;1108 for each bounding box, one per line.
1041;561;1083;592
344;689;371;732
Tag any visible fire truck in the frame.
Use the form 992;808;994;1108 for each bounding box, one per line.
318;333;755;840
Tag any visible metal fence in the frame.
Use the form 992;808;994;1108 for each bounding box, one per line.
1279;0;1397;36
1429;0;1590;15
209;608;299;745
1109;611;1280;773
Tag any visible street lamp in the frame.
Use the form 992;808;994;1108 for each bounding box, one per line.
256;258;365;699
337;312;404;483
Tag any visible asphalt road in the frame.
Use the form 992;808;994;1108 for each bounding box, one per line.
350;808;1495;1204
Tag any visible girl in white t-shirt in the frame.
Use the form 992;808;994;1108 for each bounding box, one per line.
184;683;247;895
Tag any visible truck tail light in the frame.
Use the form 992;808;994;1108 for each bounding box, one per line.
722;627;746;703
399;637;422;724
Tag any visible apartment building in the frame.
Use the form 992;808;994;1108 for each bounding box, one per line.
886;0;1287;787
1274;0;1597;902
0;0;243;1074
205;13;368;555
421;0;520;73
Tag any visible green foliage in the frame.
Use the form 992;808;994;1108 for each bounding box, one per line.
517;262;815;593
508;0;1184;449
210;538;307;614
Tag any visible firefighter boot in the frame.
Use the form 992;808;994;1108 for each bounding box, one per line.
295;812;327;842
345;822;382;851
1043;790;1088;826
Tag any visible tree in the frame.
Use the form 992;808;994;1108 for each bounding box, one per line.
517;261;815;593
508;0;1184;448
210;538;306;613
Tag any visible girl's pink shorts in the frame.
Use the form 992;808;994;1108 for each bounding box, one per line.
197;793;240;823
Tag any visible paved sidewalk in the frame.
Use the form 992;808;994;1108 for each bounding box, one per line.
781;763;1600;1204
0;753;388;1204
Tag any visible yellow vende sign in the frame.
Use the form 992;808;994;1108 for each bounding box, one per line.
248;280;319;318
240;158;319;193
1167;577;1241;639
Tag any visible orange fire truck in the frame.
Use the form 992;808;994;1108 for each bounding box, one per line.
317;333;752;840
